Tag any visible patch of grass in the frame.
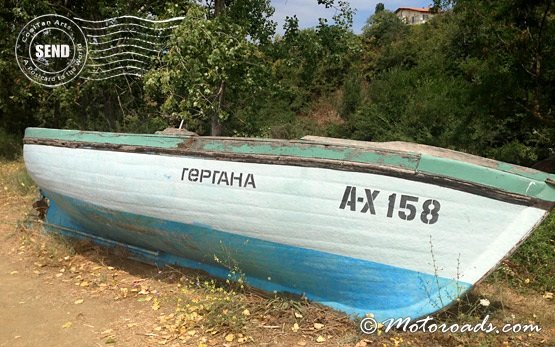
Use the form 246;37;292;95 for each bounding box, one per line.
489;211;555;292
18;225;76;267
213;253;248;294
0;160;36;196
434;290;502;324
159;278;249;338
195;280;248;333
260;294;312;325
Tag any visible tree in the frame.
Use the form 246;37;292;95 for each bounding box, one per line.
1;0;195;157
375;3;385;14
340;0;555;165
362;10;406;46
203;0;275;135
145;1;275;136
451;0;555;162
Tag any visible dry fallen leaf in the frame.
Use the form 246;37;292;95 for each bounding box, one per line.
61;321;72;329
152;299;160;311
543;292;553;300
225;334;235;342
74;299;84;305
292;323;300;332
314;323;324;330
391;336;404;347
120;288;128;297
10;271;18;275
294;312;303;319
242;309;250;316
316;336;326;343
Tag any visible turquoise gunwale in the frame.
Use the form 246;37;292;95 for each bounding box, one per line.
24;127;555;205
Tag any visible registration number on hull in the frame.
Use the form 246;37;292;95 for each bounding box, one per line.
339;186;441;225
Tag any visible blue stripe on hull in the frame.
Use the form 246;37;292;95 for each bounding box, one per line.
43;190;471;321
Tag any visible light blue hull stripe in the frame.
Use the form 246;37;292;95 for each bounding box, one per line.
43;190;472;321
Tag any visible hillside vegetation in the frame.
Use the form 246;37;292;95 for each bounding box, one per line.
1;0;554;168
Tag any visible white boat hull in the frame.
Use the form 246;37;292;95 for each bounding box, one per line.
24;144;548;320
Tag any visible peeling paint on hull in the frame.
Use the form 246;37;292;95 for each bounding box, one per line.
43;189;472;321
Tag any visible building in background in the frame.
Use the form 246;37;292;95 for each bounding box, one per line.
394;7;434;25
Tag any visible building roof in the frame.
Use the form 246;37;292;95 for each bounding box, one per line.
394;7;431;14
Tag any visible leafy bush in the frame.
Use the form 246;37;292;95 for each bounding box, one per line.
0;128;22;160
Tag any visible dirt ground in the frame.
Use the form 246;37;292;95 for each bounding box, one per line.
0;175;155;346
1;161;554;346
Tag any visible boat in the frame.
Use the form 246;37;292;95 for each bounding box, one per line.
23;127;555;321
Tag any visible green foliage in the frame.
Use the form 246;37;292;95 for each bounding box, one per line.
363;10;407;47
270;4;361;120
0;0;188;160
0;128;22;159
224;0;276;44
338;2;555;166
0;0;554;167
0;0;50;153
339;71;364;119
145;4;272;134
450;0;555;164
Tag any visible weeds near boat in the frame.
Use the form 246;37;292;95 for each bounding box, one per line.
0;160;35;196
159;278;252;341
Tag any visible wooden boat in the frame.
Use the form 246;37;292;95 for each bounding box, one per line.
23;127;555;321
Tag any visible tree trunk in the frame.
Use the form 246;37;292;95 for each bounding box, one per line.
211;81;225;136
210;0;225;136
211;114;222;136
214;0;225;16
